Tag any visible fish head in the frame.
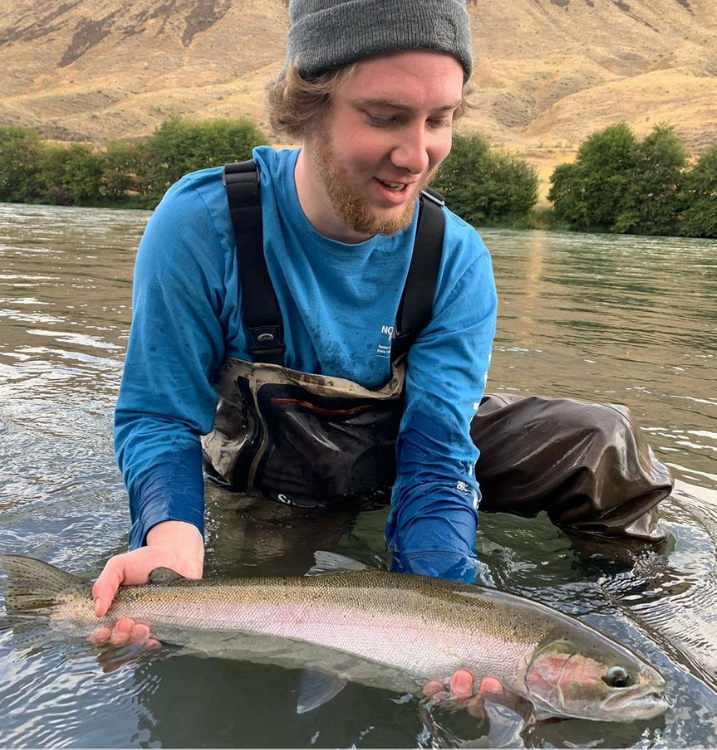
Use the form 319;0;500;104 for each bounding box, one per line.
521;632;668;723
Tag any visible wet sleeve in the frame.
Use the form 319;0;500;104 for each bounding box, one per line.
114;179;229;549
385;226;497;582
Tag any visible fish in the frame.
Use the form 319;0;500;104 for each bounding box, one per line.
0;551;668;722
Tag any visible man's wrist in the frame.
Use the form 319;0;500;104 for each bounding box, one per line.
391;550;493;584
146;520;204;548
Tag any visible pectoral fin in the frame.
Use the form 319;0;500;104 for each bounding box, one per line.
296;670;348;713
148;568;187;584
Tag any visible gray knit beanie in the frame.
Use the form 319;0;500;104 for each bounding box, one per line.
285;0;473;80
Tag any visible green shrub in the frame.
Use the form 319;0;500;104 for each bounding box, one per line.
63;144;104;204
0;126;42;203
612;125;688;235
433;134;538;226
100;140;150;207
142;116;269;203
19;142;104;206
548;123;639;230
680;145;717;238
0;118;269;210
547;123;717;237
35;144;73;204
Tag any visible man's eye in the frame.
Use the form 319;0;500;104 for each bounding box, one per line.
367;114;396;127
429;118;452;129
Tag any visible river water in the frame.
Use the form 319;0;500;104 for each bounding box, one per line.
0;202;715;748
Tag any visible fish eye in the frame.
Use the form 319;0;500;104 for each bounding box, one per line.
604;666;632;688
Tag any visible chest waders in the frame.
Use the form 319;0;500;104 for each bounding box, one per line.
201;160;445;508
202;160;673;543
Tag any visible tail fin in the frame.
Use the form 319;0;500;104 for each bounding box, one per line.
0;554;89;612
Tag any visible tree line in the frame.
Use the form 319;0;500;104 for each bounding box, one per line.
433;123;715;238
0;117;267;210
548;123;716;238
0;118;714;237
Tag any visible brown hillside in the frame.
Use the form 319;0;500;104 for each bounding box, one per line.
1;0;715;189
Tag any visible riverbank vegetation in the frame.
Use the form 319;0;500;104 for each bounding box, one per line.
0;117;267;210
548;123;716;238
0;118;714;237
431;134;539;228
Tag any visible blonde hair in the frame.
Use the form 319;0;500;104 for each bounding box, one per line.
265;62;475;141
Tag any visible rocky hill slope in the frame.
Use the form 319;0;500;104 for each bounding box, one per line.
1;0;715;169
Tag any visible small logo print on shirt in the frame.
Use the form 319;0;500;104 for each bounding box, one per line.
456;481;470;495
376;323;395;358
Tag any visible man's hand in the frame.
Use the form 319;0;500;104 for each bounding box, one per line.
90;520;204;647
423;670;504;718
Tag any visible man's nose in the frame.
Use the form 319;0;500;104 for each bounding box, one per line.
391;127;430;174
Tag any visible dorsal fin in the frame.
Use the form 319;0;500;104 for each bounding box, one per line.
305;552;369;577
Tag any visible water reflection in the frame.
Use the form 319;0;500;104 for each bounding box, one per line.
0;205;716;747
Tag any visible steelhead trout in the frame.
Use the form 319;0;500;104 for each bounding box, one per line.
0;552;668;722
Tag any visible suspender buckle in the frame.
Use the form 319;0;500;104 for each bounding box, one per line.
421;187;445;207
249;325;286;364
223;160;261;192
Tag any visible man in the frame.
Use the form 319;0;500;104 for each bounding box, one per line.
92;0;672;701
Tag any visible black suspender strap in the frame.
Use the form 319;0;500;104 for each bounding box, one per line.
223;160;286;366
391;188;446;362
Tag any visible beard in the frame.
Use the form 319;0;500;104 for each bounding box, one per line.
312;129;434;237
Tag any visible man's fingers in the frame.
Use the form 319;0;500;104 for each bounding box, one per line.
108;617;136;647
89;535;205;653
88;621;161;651
92;556;127;617
477;676;504;697
130;623;151;644
424;672;505;717
93;592;113;619
423;670;474;703
88;626;112;646
449;669;474;699
422;679;448;700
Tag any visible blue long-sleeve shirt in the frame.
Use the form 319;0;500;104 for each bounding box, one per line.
115;146;497;580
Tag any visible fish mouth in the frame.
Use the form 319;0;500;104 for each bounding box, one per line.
529;685;669;723
600;683;669;721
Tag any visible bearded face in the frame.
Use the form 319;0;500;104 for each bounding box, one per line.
298;50;463;242
312;121;430;237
